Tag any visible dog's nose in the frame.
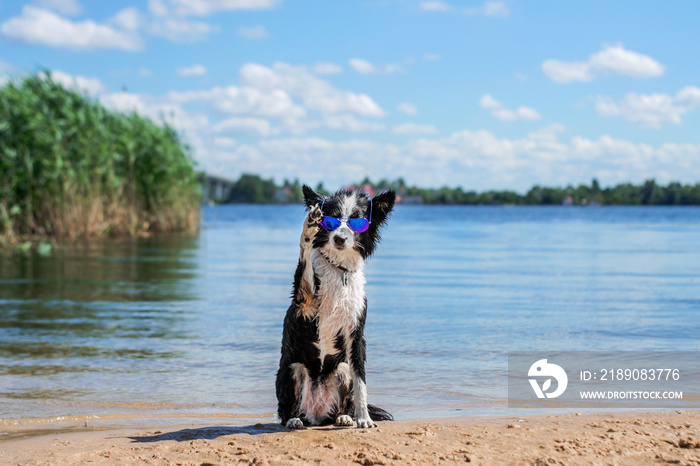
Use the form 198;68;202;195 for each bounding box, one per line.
333;236;346;247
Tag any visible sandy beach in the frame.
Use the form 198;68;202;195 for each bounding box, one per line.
1;411;699;465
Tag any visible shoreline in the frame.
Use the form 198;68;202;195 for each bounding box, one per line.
2;411;698;465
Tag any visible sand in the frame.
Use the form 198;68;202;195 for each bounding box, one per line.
1;411;699;465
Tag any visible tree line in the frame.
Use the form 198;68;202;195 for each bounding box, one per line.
210;174;700;206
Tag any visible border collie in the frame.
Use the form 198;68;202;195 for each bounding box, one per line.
276;185;396;429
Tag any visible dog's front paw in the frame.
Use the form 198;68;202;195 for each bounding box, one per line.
335;414;354;427
356;414;377;429
285;418;304;430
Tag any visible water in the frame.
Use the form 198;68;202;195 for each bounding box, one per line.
1;205;699;432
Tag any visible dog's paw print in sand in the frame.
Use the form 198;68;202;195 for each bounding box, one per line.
301;205;323;244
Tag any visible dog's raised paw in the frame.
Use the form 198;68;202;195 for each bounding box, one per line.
301;205;322;245
335;415;354;427
285;418;304;430
306;205;323;228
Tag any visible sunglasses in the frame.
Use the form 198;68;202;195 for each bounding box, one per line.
319;198;372;233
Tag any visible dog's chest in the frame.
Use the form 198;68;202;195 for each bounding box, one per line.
313;260;366;362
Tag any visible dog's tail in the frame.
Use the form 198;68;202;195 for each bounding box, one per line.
368;404;394;421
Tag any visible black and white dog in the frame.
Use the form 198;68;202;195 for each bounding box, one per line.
276;185;396;429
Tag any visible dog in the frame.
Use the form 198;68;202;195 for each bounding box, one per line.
276;185;396;429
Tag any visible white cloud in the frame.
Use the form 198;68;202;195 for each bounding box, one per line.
236;25;268;39
238;62;385;117
212;136;237;147
479;94;541;121
177;64;207;77
101;91;209;136
589;44;665;78
143;0;220;42
596;86;700;128
392;123;439;135
323;115;386;132
91;60;397;176
542;61;591;83
149;0;170;16
420;1;451;11
423;53;441;62
139;67;153;77
245;114;387;135
157;0;281;17
0;6;143;51
149;17;217;42
421;1;510;17
312;62;343;75
491;107;540;122
348;58;374;74
49;70;106;94
543;44;665;83
464;1;510;17
397;103;418;115
678;86;700;106
203;129;700;192
348;58;402;75
89;63;698;191
31;0;82;16
170;85;306;119
479;94;501;110
213;116;273;136
110;8;143;31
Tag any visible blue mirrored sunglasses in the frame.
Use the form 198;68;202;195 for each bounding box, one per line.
319;198;372;233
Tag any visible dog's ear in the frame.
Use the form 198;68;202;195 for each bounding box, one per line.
360;189;397;258
302;184;323;210
371;190;396;226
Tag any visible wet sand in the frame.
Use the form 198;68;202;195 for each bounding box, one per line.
1;411;699;465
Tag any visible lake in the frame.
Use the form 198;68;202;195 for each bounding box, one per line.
1;205;699;432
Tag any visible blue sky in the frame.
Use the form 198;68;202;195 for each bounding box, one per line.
1;0;699;191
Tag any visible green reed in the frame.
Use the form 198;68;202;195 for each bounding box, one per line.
0;72;201;244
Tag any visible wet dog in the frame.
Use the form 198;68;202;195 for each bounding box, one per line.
276;185;396;429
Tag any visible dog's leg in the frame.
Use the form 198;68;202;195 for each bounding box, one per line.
349;312;377;428
276;363;300;426
295;205;322;316
334;362;355;427
277;363;310;429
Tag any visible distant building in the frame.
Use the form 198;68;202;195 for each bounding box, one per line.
274;186;292;202
402;195;423;204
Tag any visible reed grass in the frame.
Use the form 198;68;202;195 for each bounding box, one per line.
0;72;200;245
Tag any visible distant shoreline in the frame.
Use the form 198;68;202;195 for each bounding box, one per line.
204;174;700;206
204;202;700;207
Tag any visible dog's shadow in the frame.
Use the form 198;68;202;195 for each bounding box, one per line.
129;423;285;443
